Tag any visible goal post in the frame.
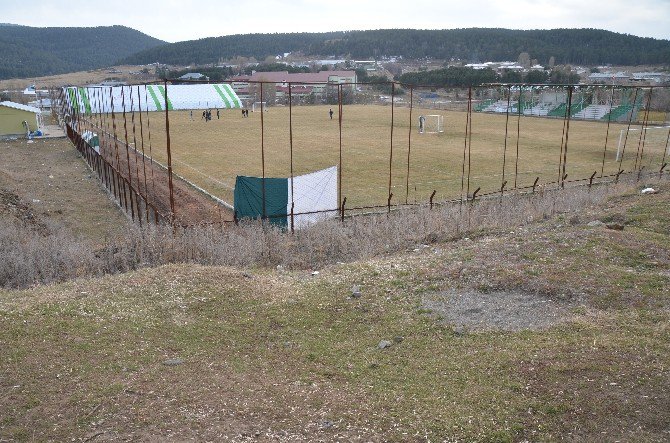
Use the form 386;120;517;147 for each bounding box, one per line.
419;114;444;134
616;126;670;161
252;101;267;112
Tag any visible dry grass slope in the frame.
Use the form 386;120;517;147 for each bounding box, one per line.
1;178;669;441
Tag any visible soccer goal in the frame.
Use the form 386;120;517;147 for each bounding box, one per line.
616;126;670;161
252;101;267;112
420;114;444;134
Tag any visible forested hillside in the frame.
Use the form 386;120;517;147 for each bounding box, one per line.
0;25;164;80
122;28;670;67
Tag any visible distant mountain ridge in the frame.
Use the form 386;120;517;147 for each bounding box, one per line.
0;25;165;80
121;28;670;67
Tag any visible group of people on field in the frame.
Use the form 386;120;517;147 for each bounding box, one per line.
189;106;356;122
189;108;251;120
200;109;220;122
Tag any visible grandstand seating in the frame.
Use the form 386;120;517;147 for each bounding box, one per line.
601;104;632;121
474;99;496;112
481;100;514;113
547;103;567;117
573;105;610;120
523;103;553;116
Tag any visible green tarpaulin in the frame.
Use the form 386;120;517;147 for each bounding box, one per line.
233;176;288;226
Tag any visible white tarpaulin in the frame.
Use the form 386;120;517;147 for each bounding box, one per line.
288;166;338;229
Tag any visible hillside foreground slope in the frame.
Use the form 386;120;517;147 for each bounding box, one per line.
0;138;669;440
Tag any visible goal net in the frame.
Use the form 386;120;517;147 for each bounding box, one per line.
616;126;670;161
420;114;444;134
252;101;267;112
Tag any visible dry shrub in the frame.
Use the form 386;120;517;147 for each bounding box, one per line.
102;180;642;272
1;177;663;289
0;219;98;288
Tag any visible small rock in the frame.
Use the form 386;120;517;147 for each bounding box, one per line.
350;285;362;298
163;359;184;366
276;264;285;272
311;271;320;276
587;220;604;227
393;336;404;344
641;187;657;194
242;272;253;279
569;215;580;226
606;223;625;231
378;340;392;349
320;420;334;429
453;325;466;336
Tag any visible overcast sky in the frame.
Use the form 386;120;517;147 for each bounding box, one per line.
1;0;668;43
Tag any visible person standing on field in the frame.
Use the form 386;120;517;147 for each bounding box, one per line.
217;109;220;119
329;108;334;120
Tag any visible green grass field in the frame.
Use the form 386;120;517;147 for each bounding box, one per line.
119;105;667;209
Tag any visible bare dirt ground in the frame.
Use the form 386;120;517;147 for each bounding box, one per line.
0;136;128;242
90;129;231;225
422;289;571;332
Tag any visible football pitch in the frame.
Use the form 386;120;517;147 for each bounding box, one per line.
136;104;665;209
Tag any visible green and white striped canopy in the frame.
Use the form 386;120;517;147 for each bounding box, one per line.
64;84;242;114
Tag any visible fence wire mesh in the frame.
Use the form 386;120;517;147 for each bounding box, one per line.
53;80;670;229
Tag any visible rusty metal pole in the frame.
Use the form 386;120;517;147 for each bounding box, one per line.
557;87;568;186
338;84;343;211
289;83;294;232
121;87;136;220
502;85;511;192
618;88;640;173
144;85;157;200
461;87;471;203
406;86;413;204
109;88;124;207
136;85;150;223
634;89;653;171
600;85;616;177
164;80;176;221
466;86;473;200
129;86;141;193
260;82;266;220
388;82;395;213
661;128;670;177
561;86;574;188
94;86;104;133
514;86;522;188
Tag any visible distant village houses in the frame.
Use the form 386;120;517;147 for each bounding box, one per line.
230;70;357;102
